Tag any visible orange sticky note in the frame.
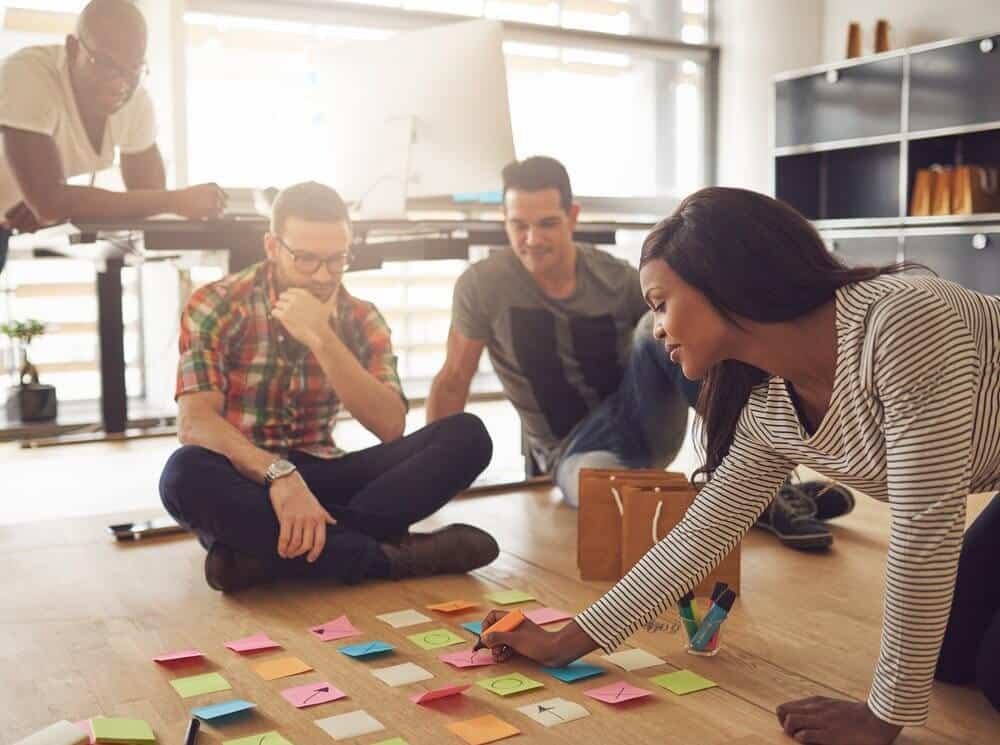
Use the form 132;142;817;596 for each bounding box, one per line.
447;715;520;745
252;656;313;681
427;600;479;613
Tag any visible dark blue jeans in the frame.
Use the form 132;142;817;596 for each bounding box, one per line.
159;413;492;584
936;493;1000;711
555;312;700;506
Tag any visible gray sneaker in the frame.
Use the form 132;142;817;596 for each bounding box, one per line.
797;480;855;521
755;479;833;550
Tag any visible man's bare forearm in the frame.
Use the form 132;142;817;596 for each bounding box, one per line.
178;409;276;483
426;373;470;423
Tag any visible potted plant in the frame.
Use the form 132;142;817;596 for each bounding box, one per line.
2;318;57;422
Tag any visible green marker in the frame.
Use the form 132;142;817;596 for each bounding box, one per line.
677;591;699;642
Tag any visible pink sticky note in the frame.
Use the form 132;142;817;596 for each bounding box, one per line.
310;615;362;642
225;632;282;654
439;648;498;668
410;683;471;704
281;680;347;708
584;681;653;704
153;649;204;665
525;608;573;626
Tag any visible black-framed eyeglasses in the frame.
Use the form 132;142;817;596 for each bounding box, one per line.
77;36;148;83
274;235;353;274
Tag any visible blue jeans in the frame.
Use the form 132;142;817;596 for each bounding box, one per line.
159;413;492;584
555;312;701;506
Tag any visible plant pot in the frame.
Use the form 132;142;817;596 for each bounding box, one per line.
6;383;58;422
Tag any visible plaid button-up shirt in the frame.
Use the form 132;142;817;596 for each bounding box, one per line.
176;261;406;458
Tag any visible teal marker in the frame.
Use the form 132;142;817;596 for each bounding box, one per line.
677;591;699;642
690;589;736;651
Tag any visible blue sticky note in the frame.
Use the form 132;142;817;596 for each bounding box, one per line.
339;640;395;658
461;621;483;636
191;699;255;721
541;661;606;683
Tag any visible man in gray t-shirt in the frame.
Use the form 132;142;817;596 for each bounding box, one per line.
426;156;696;505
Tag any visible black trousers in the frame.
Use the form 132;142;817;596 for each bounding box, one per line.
159;413;492;584
935;492;1000;711
0;227;10;276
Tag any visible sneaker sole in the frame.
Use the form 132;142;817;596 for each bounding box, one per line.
755;521;833;550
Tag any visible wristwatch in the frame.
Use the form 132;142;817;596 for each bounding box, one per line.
264;458;297;488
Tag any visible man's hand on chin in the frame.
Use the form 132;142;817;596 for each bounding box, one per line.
271;287;339;350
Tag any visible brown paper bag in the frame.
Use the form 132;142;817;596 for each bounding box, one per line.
910;168;933;216
930;166;954;216
952;165;1000;215
619;484;741;596
577;468;690;581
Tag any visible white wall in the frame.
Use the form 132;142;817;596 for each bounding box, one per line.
714;0;823;194
822;1;1000;62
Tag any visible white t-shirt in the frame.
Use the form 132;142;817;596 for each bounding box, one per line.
0;44;157;215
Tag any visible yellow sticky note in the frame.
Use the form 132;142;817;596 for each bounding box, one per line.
427;600;479;613
447;715;520;745
253;656;313;681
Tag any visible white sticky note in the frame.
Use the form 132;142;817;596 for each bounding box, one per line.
13;721;88;745
376;609;432;628
600;648;666;672
371;662;434;687
516;698;591;728
315;711;385;740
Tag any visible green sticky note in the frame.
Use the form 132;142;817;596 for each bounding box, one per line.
406;628;465;650
90;718;155;743
485;589;535;605
650;669;717;695
170;671;232;698
223;732;294;745
374;739;409;745
476;672;544;697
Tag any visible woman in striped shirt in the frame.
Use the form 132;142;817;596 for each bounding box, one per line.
480;187;1000;744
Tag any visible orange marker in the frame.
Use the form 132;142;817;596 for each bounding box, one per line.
472;609;525;652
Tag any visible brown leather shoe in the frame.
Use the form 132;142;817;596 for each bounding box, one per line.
204;543;274;593
379;524;499;579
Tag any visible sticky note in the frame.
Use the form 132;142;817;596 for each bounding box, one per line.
13;720;88;745
540;661;605;683
373;740;409;745
427;600;479;613
225;632;281;653
281;681;346;708
410;683;470;704
170;671;232;698
252;656;312;680
339;640;394;658
406;628;465;650
153;649;204;665
600;648;666;672
376;609;431;628
584;681;653;705
516;698;590;727
223;732;293;745
191;699;255;721
476;672;544;697
649;669;717;695
525;608;572;626
314;710;385;740
484;589;535;605
371;662;433;687
310;615;362;642
90;718;155;743
461;621;483;636
447;715;520;745
439;648;497;668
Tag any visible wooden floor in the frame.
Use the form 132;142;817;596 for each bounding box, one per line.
2;470;997;744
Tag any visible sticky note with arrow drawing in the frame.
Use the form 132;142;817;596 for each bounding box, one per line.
281;680;347;708
516;698;590;727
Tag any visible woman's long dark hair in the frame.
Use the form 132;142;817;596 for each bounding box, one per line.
640;187;927;484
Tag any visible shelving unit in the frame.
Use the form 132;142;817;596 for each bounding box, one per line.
773;33;1000;294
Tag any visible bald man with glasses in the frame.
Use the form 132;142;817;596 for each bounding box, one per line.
0;0;226;274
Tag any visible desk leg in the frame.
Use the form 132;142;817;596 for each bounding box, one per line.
96;255;127;435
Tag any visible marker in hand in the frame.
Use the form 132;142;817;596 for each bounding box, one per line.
473;609;526;652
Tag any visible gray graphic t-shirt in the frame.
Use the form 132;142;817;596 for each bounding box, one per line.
452;243;648;469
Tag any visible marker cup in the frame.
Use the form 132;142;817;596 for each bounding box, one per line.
684;597;723;657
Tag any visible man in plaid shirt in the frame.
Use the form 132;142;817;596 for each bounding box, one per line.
159;181;497;592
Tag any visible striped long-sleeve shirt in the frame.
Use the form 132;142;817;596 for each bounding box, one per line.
575;274;1000;726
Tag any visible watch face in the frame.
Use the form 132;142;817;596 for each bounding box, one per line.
274;460;295;476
